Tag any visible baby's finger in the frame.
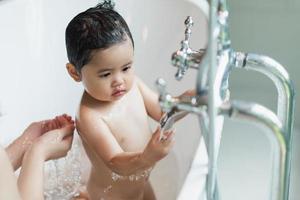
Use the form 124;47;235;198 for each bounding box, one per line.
152;126;162;142
161;129;175;141
162;132;175;146
183;89;196;96
162;129;172;138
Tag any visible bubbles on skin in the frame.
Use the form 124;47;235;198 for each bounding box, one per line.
42;123;152;199
103;185;112;193
102;104;126;121
97;167;153;199
44;149;153;199
111;167;153;182
100;104;153;199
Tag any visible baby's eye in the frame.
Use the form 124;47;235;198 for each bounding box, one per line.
122;66;131;72
99;73;111;78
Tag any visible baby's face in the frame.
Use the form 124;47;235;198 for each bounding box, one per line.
80;38;135;102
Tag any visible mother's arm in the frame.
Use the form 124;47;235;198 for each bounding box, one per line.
0;146;22;200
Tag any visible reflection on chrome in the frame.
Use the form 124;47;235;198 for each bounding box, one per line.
157;0;295;200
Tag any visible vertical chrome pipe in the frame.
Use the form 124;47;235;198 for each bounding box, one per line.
234;52;295;199
220;100;287;200
201;0;232;199
205;0;220;198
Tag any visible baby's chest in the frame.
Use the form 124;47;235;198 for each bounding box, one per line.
102;85;152;151
102;97;151;150
106;113;151;151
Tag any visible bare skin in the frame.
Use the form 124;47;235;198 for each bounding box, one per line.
5;114;74;171
78;82;165;200
0;114;75;200
0;146;21;200
18;115;75;200
67;38;191;200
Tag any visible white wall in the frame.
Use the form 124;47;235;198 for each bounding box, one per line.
0;0;99;144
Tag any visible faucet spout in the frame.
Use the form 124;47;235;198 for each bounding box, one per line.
156;78;208;139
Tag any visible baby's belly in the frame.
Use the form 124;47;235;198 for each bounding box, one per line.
83;142;152;200
87;162;151;200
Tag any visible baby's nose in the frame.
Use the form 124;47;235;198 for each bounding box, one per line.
112;75;124;86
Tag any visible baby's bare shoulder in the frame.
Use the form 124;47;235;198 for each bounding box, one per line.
76;103;105;132
77;103;97;120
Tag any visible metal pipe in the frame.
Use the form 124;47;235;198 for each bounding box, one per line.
234;53;295;141
220;100;287;200
233;52;296;199
203;0;232;198
159;0;295;199
157;88;289;200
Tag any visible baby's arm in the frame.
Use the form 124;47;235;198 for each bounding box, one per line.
136;76;163;122
137;77;195;123
77;111;174;176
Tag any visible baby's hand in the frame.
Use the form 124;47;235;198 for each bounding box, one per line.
179;89;196;97
142;127;175;165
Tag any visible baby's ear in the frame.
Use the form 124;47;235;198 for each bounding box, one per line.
66;63;81;82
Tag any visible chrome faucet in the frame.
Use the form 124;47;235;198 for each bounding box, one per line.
171;16;205;81
156;78;203;139
156;0;295;200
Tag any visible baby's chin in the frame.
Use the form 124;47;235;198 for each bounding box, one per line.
94;95;126;103
88;90;128;103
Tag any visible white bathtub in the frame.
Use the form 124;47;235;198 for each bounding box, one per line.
41;0;209;199
0;0;209;199
1;0;299;200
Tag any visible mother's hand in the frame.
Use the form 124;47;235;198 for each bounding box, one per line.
30;114;75;161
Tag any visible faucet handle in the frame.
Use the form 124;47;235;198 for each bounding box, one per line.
171;16;198;81
155;78;174;112
175;68;185;80
181;16;193;52
184;16;194;42
156;78;167;96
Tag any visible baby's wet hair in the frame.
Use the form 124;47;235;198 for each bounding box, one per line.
96;0;116;9
65;0;134;72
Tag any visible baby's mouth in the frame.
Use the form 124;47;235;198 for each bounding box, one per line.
112;89;126;97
